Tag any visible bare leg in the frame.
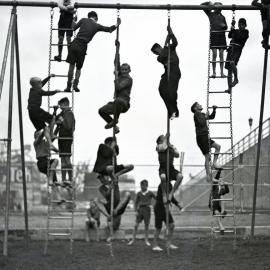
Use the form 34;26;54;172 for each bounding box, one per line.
230;61;239;87
168;173;183;201
49;159;58;183
160;174;167;204
113;192;131;216
145;223;150;245
215;210;225;232
153;228;162;250
167;222;177;249
106;164;134;180
211;49;217;77
204;153;211;182
85;221;90;242
54;35;64;61
219;49;225;77
129;222;139;245
212;142;221;167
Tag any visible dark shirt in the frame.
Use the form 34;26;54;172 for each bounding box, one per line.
155;183;179;209
228;29;249;48
157;145;178;168
93;144;119;173
87;206;100;221
194;110;216;136
34;139;50;158
115;75;133;104
74;18;116;44
58;109;75;137
27;77;58;110
135;191;155;209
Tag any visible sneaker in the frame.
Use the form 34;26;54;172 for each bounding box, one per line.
114;125;120;134
64;82;72;92
145;240;151;246
73;79;80;92
169;244;178;250
170;112;177;120
127;240;134;246
54;55;62;62
152;246;163;251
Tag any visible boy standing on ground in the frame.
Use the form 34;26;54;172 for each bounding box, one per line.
28;74;60;151
191;102;221;182
225;18;249;94
65;11;120;92
151;26;181;120
128;179;156;246
54;0;76;62
152;182;182;251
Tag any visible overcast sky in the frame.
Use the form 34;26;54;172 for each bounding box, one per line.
0;0;269;187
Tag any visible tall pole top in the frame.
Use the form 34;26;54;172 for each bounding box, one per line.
0;1;261;10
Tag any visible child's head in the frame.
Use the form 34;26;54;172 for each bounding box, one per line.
213;2;222;13
120;63;131;76
151;43;162;55
58;97;70;110
140;179;148;192
30;77;42;89
191;102;202;113
88;11;98;22
156;134;165;144
238;18;247;30
104;136;116;148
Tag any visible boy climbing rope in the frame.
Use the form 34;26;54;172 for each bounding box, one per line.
98;41;132;133
252;0;270;49
28;74;60;151
151;25;181;120
191;102;221;182
225;18;249;94
65;11;120;92
156;134;183;203
54;0;76;62
202;1;228;78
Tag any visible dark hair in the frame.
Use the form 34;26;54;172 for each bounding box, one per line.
104;137;114;145
88;11;98;19
151;43;161;53
191;102;198;113
156;135;164;144
140;179;148;185
238;18;247;26
58;97;69;105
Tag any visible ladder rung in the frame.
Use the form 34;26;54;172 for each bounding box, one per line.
51;44;70;47
214;229;234;233
213;214;234;217
209;122;231;124
212;198;233;202
48;233;71;236
211;30;230;33
49;216;73;219
212;182;233;186
214;152;233;155
211;137;231;139
54;75;68;78
51;200;73;204
209;61;230;63
209;91;227;94
50;152;72;155
209;75;228;79
52;28;73;31
208;106;230;109
50;59;66;62
49;168;73;171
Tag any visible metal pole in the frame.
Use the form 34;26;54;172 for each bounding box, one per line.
14;9;29;245
0;1;260;10
0;9;15;101
251;40;269;237
3;7;15;256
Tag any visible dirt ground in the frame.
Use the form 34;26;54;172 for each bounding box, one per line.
1;238;270;270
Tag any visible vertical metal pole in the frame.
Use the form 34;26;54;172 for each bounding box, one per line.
14;10;29;245
3;7;15;256
251;41;269;237
0;9;15;101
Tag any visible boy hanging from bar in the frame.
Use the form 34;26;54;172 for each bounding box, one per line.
225;18;249;94
209;168;229;234
156;134;183;204
93;137;134;239
191;102;221;182
98;41;132;133
152;182;182;251
65;11;120;92
28;74;60;152
252;0;270;49
201;1;228;78
54;0;76;62
151;25;181;120
54;97;75;187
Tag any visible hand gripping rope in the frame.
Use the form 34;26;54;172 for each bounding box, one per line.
109;7;121;257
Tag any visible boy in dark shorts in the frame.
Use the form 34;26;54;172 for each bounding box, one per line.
191;102;221;182
209;169;229;234
28;74;60;151
152;183;182;251
85;199;101;242
252;0;270;49
156;134;183;203
202;2;228;78
128;179;156;246
99;41;132;133
151;25;181;120
65;11;120;92
93;137;134;180
54;0;76;62
54;97;75;185
225;18;249;94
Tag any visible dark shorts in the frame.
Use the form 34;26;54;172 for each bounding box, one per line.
154;206;174;230
210;32;227;49
37;157;57;182
58;138;73;158
28;108;53;131
159;166;180;181
196;134;215;156
66;39;87;69
225;45;242;70
136;206;151;226
58;13;73;37
86;219;100;228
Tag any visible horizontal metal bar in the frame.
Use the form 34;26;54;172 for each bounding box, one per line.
52;28;73;31
209;91;228;94
50;152;72;155
209;75;228;78
211;30;231;33
208;106;230;109
0;1;260;10
209;122;231;124
214;229;234;233
211;137;231;139
48;233;71;236
50;59;66;62
54;75;68;78
50;200;73;204
209;61;230;63
49;168;73;171
49;216;72;219
215;152;233;155
212;198;233;202
213;214;234;217
51;44;69;46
